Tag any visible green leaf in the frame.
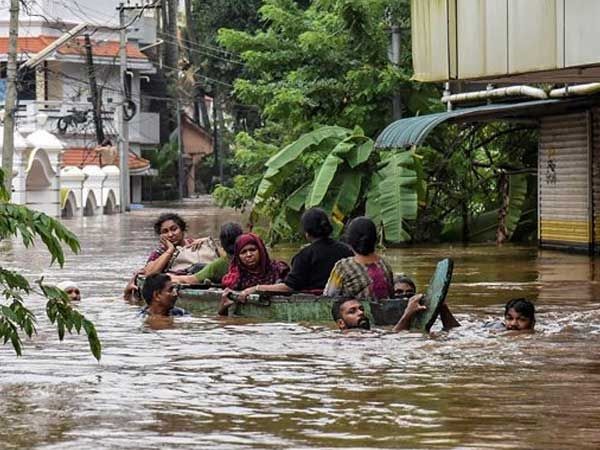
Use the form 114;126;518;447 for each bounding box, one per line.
346;139;373;168
505;173;528;238
285;181;312;212
376;152;418;243
334;171;363;217
265;126;350;172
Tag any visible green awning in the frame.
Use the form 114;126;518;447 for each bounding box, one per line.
375;99;568;149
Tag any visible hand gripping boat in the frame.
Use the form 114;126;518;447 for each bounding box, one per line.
142;258;453;332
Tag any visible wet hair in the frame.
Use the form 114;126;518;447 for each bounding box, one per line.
220;222;243;256
504;298;536;325
154;213;187;235
142;273;171;305
393;275;416;291
344;216;377;255
331;298;358;322
301;208;333;239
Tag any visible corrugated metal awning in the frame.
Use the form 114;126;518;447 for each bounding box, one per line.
375;99;569;149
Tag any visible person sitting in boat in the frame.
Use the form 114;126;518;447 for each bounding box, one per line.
140;273;188;317
221;233;290;292
170;222;244;285
393;275;416;299
144;213;220;276
323;216;394;300
484;298;536;332
237;208;353;298
332;296;426;332
57;280;81;302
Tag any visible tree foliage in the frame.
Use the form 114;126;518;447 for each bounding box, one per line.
0;169;101;360
212;0;539;244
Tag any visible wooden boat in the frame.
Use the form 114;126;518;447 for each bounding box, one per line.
169;258;454;332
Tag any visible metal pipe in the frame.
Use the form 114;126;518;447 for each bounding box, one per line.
441;85;548;104
549;83;600;98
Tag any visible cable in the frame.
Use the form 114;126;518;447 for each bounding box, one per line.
156;32;245;66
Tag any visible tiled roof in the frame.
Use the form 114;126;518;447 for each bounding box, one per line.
0;36;147;60
62;148;150;170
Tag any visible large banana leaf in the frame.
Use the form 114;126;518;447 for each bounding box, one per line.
306;140;354;207
375;152;418;243
346;138;373;168
255;126;351;205
285;181;313;212
335;171;363;216
264;126;350;171
365;170;384;226
505;173;528;235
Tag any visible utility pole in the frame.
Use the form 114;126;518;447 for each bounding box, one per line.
1;0;19;194
118;2;130;211
212;90;220;183
390;24;403;120
176;100;184;200
84;34;105;145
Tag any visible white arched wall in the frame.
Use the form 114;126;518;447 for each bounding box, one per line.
82;165;106;217
101;165;121;213
25;148;60;217
23;117;64;217
60;166;85;218
61;190;77;218
83;190;99;216
103;189;118;214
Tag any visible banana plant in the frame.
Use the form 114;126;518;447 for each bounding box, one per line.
253;125;422;243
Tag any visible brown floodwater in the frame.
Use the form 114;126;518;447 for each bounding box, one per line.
1;204;600;449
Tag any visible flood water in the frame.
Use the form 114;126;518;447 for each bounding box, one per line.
1;204;600;449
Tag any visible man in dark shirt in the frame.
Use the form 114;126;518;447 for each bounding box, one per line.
140;273;188;317
238;208;353;299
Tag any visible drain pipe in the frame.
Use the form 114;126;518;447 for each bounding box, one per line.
549;83;600;98
441;85;548;104
444;82;453;111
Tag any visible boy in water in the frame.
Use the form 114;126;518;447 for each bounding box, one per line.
502;298;536;331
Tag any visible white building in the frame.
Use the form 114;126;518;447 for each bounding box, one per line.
0;0;161;215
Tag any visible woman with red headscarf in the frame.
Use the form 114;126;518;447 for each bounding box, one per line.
221;233;290;291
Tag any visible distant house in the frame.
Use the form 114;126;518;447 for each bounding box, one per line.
378;0;600;253
0;0;162;215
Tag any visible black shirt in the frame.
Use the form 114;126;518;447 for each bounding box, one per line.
284;238;354;291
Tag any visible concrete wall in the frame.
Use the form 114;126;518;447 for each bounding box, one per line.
412;0;600;82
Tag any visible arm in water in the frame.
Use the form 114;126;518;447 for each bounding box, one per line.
392;294;427;332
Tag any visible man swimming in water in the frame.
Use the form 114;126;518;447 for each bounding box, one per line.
140;273;188;317
332;295;426;332
57;281;81;302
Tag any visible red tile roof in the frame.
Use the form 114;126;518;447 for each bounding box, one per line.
0;36;147;60
62;148;150;170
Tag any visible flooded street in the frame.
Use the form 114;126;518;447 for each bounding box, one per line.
1;205;600;449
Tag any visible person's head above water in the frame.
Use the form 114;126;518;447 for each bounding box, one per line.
394;275;416;298
332;298;371;331
57;280;81;301
344;216;377;256
504;298;535;331
142;273;178;313
219;222;243;256
301;207;333;240
154;213;187;246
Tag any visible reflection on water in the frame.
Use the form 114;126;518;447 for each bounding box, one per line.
1;206;600;449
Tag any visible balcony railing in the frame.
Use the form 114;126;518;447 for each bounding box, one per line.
2;100;160;146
